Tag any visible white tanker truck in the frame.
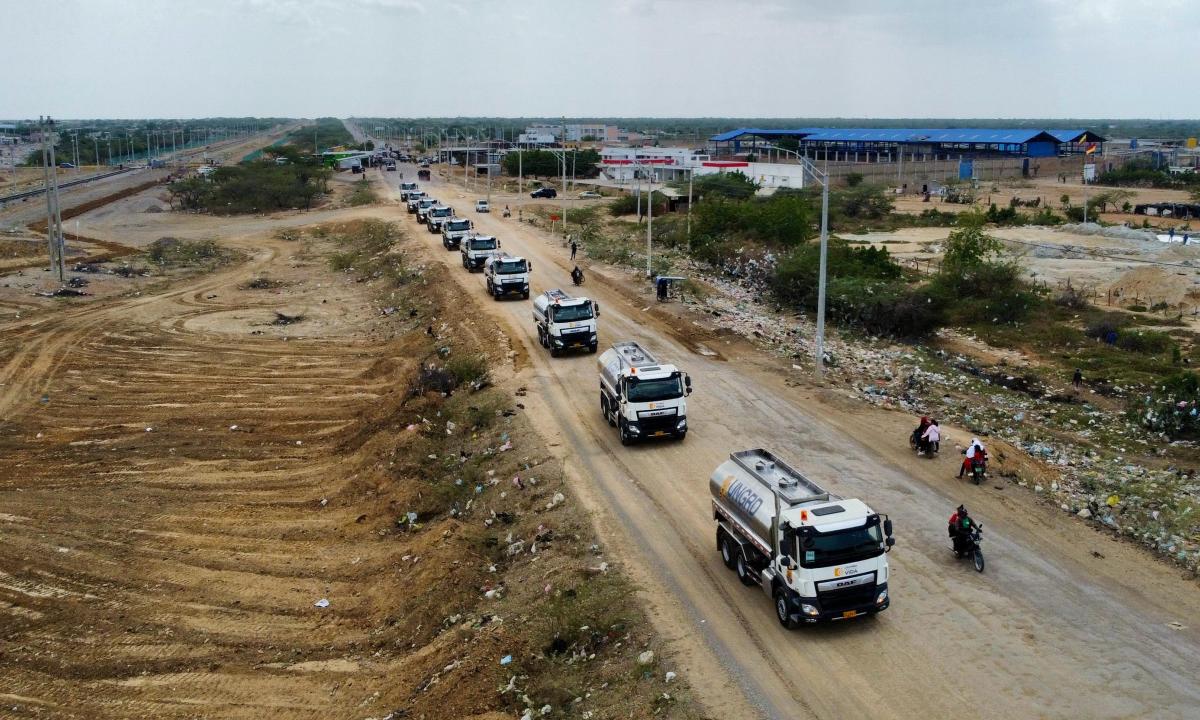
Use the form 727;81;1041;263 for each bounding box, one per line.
711;449;894;627
598;341;690;445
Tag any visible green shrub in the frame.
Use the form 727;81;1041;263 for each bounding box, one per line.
446;354;490;386
1133;372;1200;439
1116;330;1175;355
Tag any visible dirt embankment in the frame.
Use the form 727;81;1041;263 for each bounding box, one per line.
0;220;700;719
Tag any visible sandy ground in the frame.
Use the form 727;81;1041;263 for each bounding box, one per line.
845;223;1200;315
2;150;1198;719
366;164;1200;720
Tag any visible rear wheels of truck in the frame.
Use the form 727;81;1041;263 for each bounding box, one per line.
735;551;756;587
718;530;736;569
600;394;616;427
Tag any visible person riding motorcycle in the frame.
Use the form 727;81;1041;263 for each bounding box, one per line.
920;419;941;456
571;265;584;286
948;505;976;556
912;416;930;449
958;437;988;479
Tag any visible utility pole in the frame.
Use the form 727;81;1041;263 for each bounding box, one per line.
814;159;830;375
646;162;654;278
686;166;694;253
40;117;66;281
561;117;567;239
72;132;80;174
518;144;523;196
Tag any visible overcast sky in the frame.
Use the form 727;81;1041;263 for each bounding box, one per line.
3;0;1198;120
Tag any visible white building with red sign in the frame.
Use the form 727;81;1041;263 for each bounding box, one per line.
599;147;810;190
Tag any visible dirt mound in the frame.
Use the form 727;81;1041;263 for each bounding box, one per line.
1107;265;1195;306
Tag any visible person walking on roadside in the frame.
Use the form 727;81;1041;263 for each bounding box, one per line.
1073;368;1083;390
570;237;578;261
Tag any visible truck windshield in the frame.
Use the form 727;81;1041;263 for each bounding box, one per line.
494;260;527;274
432;208;451;217
551;303;593;322
626;374;683;402
797;524;884;569
447;220;471;231
468;237;497;250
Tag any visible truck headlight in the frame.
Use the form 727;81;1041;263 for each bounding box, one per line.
800;603;819;617
627;424;640;435
676;418;687;431
875;589;888;604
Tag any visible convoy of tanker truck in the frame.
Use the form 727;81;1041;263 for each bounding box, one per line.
395;164;903;631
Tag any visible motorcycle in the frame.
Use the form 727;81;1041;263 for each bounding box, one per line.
909;427;938;457
953;524;985;572
966;455;987;485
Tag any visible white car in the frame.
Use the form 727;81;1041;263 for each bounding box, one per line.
475;199;490;213
579;190;602;199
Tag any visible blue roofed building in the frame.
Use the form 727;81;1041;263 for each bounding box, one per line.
709;127;1105;162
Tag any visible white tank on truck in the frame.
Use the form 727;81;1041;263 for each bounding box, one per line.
597;341;690;445
532;289;599;356
710;449;895;628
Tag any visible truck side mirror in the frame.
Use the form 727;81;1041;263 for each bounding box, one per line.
593;302;600;317
528;262;533;271
884;518;893;537
886;537;896;549
497;240;501;247
684;375;693;395
779;553;793;568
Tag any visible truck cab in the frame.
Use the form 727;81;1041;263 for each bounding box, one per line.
710;449;894;628
461;234;500;270
441;218;473;250
416;198;437;223
598;341;690;445
533;289;599;356
426;205;453;233
405;191;427;212
484;255;531;300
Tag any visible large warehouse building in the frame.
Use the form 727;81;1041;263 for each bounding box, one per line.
709;127;1106;162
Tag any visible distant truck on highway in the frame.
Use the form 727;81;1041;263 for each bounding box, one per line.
399;182;419;200
532;289;599;356
711;449;894;628
484;255;532;300
405;191;427;212
598;341;690;444
461;234;500;270
441;218;473;249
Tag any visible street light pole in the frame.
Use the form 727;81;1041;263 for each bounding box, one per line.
686;167;694;253
815;175;829;374
645;161;654;278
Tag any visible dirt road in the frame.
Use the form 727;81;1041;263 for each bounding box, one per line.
376;165;1200;720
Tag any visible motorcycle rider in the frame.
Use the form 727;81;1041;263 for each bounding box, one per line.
571;265;584;286
912;416;930;451
957;437;987;479
920;418;941;456
948;505;975;556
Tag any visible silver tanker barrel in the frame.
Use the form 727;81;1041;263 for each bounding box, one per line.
710;449;834;553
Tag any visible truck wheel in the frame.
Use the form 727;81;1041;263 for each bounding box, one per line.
602;395;616;427
522;290;529;299
775;590;797;629
718;531;736;569
550;346;560;358
619;419;633;446
735;552;756;587
589;344;597;354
